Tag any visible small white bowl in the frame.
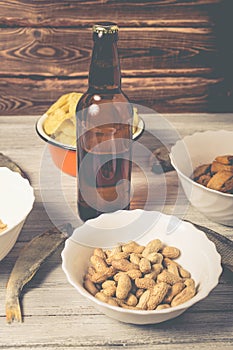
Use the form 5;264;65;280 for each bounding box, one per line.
170;130;233;226
61;209;222;325
0;167;35;260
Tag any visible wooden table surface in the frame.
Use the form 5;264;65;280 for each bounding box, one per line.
0;114;233;349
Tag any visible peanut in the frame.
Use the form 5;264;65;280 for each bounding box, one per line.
125;293;138;307
102;280;116;297
122;241;144;254
171;286;196;307
119;302;140;310
139;257;151;274
163;282;185;304
102;280;116;289
105;246;122;259
116;274;132;300
163;257;179;268
184;278;195;288
167;262;180;277
114;269;143;283
147;282;170;310
135;277;156;290
87;266;96;276
107;298;119;307
142;239;163;257
135;288;145;299
163;258;181;277
113;271;125;282
179;266;191;278
146;252;163;264
83;278;99;296
95;292;118;306
90;255;108;272
129;253;141;265
126;269;143;280
111;258;138;272
151;263;163;275
90;266;116;283
157;270;182;285
156;304;170;310
106;251;129;264
161;246;180;259
144;270;159;280
93;247;106;260
137;289;151;310
95;291;109;303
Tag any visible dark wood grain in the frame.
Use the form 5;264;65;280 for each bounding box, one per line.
0;76;228;115
0;27;218;77
0;0;223;27
0;0;232;113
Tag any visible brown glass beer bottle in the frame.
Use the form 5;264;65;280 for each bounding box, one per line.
76;22;133;221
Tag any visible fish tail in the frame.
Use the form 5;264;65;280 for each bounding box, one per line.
6;294;22;324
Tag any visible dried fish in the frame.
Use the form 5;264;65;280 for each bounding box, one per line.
5;224;72;323
0;152;29;180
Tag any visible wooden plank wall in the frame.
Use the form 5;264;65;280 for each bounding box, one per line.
0;0;232;115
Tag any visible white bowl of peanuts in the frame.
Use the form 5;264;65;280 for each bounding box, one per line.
61;210;222;324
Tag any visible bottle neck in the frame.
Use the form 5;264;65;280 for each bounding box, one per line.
88;35;121;92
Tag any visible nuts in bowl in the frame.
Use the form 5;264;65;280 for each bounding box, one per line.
170;130;233;226
61;209;222;324
83;239;196;311
192;155;233;194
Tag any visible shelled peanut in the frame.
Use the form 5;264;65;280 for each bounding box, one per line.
83;239;196;310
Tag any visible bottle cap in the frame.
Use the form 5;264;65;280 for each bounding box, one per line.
93;23;118;38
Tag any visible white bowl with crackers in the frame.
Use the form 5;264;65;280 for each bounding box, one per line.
61;209;222;324
170;130;233;226
0;167;35;260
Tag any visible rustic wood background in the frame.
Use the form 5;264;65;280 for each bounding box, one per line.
0;0;232;115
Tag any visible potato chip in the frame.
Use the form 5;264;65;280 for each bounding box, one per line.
0;219;7;234
43;92;83;135
55;132;76;146
47;93;71;114
44;108;67;135
54;119;75;138
69;92;83;116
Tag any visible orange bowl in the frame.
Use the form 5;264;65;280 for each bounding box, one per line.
48;144;76;177
36;114;77;177
36;114;144;177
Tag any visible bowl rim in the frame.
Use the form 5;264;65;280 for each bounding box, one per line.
170;130;233;199
36;113;76;151
61;210;222;317
35;113;145;152
0;167;35;236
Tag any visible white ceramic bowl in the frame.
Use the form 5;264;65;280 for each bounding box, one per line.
61;209;222;325
170;130;233;226
0;167;35;260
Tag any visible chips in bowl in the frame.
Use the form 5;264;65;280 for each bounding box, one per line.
43;92;83;146
37;93;144;176
43;92;141;147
